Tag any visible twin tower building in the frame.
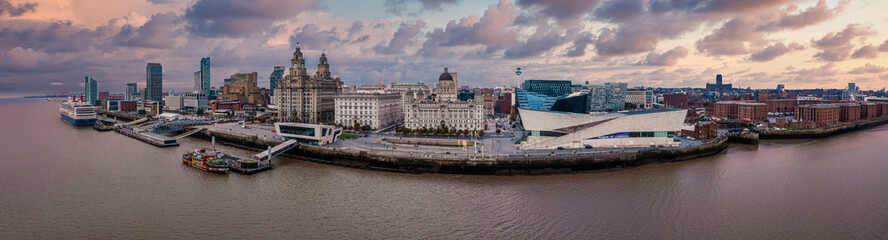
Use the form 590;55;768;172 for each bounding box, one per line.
276;47;343;124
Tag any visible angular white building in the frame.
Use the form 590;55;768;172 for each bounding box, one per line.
519;108;686;149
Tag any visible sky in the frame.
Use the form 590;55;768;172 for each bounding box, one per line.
0;0;887;97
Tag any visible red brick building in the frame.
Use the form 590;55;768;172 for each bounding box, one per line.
795;104;840;128
210;100;243;112
495;93;514;114
763;99;797;112
839;103;861;123
860;102;878;119
663;94;689;109
714;101;739;119
737;102;768;122
694;121;718;139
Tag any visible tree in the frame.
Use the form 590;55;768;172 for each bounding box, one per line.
196;108;205;116
496;128;501;134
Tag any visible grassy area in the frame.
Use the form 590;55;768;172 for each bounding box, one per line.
339;133;362;139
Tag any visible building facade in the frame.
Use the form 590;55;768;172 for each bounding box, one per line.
146;63;163;103
435;68;458;102
521;80;571;97
84;76;98;106
164;95;183;111
737;102;768;122
183;92;208;111
663;93;688;109
588;82;627;112
334;93;402;129
218;72;266;105
125;83;138;101
269;65;283;93
198;57;210;98
404;69;485;131
277;48;343;124
626;90;653;109
519;108;686;149
795;104;840;127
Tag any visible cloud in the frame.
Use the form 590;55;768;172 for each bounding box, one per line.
50;82;63;86
374;20;426;55
516;0;603;24
503;27;574;59
147;0;177;4
698;0;846;57
756;0;848;31
418;0;518;57
113;12;182;49
289;24;341;50
593;0;645;23
812;24;876;62
0;0;36;17
385;0;460;15
848;63;887;74
851;45;879;59
637;46;689;66
0;20;113;53
879;39;888;52
563;31;595;57
184;0;322;38
0;47;47;71
748;42;805;62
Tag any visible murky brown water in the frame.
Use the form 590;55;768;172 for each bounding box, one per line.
1;99;887;239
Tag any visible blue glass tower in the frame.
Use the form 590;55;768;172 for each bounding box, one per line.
146;63;163;102
270;65;283;93
199;57;211;98
84;76;98;105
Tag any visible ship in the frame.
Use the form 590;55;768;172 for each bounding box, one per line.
182;149;230;173
60;96;97;126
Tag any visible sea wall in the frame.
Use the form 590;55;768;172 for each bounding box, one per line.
760;117;888;139
287;137;729;175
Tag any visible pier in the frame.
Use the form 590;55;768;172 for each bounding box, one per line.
113;127;179;147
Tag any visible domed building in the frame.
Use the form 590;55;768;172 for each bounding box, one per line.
436;68;457;102
402;68;485;132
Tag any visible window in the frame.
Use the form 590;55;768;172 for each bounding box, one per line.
280;126;315;137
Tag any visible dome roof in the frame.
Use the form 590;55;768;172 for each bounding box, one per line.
438;67;453;81
438;72;453;81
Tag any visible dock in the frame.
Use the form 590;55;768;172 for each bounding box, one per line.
114;127;179;147
216;139;299;175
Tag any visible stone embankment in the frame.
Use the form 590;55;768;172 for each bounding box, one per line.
760;117;888;139
192;127;730;175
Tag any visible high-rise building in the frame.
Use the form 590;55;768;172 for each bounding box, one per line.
199;57;211;98
587;82;627;112
277;48;343;123
125;83;138;101
84;76;98;106
270;65;284;93
145;63;163;103
193;71;201;91
521;80;572;97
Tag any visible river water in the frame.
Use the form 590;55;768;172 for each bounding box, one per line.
1;99;887;239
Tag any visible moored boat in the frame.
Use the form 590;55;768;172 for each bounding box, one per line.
182;149;229;173
60;96;97;126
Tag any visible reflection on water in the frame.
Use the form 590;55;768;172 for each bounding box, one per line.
1;99;887;239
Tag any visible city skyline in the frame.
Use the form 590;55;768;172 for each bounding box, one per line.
1;0;887;97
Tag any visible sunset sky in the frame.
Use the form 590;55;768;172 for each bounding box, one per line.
0;0;886;97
